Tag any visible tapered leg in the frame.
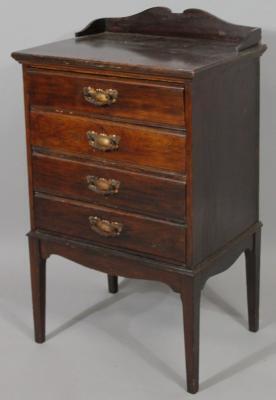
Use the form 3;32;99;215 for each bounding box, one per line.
180;277;201;394
245;230;261;332
108;275;118;294
28;236;46;343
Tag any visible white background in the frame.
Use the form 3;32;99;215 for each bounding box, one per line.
0;1;275;399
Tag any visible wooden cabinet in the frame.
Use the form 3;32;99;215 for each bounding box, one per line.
12;7;266;394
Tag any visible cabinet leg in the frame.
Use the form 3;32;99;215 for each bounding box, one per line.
28;236;46;343
245;230;261;332
180;277;201;394
108;275;118;294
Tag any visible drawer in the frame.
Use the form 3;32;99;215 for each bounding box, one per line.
32;154;186;221
28;70;185;127
34;194;186;263
30;111;186;174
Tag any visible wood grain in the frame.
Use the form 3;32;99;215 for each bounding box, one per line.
30;110;186;174
27;69;185;127
189;58;260;265
76;7;261;52
34;194;187;262
12;8;266;394
32;153;186;221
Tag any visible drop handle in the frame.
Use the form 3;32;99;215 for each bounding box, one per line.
83;87;118;106
87;131;120;152
89;216;123;237
86;176;120;195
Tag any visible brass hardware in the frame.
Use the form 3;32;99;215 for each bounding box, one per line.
83;87;118;106
87;131;120;151
86;176;120;195
89;216;123;237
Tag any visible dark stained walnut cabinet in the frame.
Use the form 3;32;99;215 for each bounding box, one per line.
12;8;266;394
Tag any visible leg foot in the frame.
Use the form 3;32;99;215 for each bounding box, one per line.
28;236;46;343
245;230;261;332
108;275;118;294
180;276;201;394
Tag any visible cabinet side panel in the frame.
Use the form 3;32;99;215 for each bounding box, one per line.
191;58;260;266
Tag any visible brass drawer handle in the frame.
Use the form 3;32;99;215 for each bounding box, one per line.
83;87;118;106
87;131;120;152
86;176;120;195
89;216;123;237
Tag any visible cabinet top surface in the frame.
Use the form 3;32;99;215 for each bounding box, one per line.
12;8;265;78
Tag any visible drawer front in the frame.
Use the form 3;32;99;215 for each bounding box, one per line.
34;195;186;262
30;111;186;174
28;71;185;127
32;154;186;221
